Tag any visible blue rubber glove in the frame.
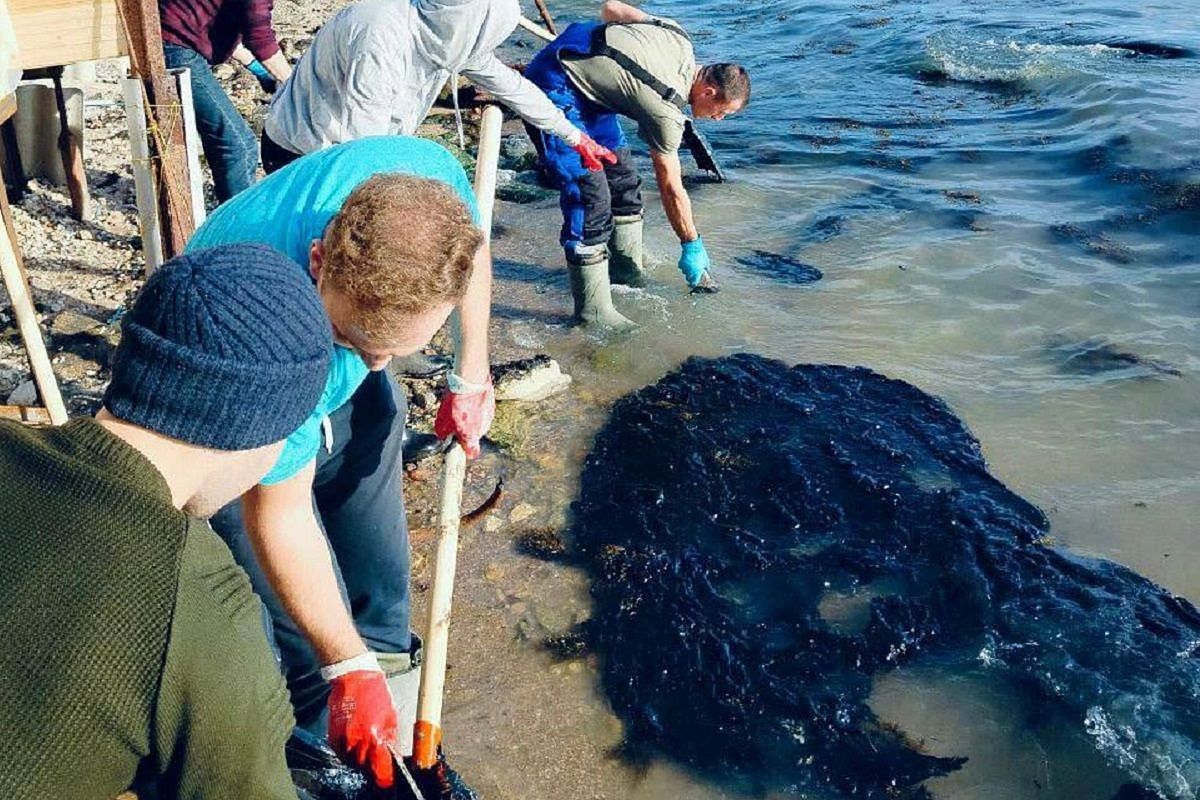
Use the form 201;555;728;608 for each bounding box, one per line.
247;60;276;94
678;238;711;286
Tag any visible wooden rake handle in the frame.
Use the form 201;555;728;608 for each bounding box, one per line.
412;104;504;769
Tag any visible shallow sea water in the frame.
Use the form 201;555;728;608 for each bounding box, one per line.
484;1;1199;797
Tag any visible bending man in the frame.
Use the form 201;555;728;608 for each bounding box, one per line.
261;0;615;175
188;135;491;788
525;0;750;328
0;245;333;798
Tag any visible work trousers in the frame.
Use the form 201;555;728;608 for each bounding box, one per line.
163;45;258;202
525;44;643;253
210;370;412;733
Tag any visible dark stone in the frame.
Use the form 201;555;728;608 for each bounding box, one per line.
566;354;1200;799
734;250;824;284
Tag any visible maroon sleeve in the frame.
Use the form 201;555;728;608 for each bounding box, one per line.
242;0;281;62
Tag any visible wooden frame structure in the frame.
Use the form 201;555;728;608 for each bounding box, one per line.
2;0;195;425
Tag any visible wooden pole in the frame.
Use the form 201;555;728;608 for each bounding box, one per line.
0;186;68;424
517;15;555;43
411;104;503;771
532;0;557;35
114;0;194;257
51;71;89;221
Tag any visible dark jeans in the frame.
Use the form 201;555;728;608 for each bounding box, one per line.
163;44;257;203
261;129;302;175
210;370;412;733
570;147;643;247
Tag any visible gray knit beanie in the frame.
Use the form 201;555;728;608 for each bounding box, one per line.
103;244;332;450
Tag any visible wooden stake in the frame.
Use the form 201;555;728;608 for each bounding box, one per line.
114;0;194;257
412;104;503;771
51;71;89;221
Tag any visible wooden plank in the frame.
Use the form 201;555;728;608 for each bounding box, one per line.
0;176;69;424
0;404;53;424
9;0;126;70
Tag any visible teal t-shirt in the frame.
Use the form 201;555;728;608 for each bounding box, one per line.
186;136;480;484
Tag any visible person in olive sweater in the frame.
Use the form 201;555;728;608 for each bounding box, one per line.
0;244;333;799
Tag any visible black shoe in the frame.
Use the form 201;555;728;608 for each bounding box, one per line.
394;352;453;379
402;429;450;465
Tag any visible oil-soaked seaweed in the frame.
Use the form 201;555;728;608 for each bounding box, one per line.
286;727;477;800
1104;41;1195;60
569;354;1200;799
1045;336;1182;380
734;250;824;284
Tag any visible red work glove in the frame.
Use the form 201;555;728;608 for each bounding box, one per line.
327;669;398;789
434;375;496;459
572;133;618;172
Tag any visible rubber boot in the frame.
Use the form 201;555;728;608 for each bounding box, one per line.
609;215;647;287
568;256;636;331
378;639;423;758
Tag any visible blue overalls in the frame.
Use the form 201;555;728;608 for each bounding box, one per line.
525;22;644;257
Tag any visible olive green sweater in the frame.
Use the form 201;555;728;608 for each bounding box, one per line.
0;418;297;799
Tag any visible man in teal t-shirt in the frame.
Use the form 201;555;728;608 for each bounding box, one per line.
188;135;493;789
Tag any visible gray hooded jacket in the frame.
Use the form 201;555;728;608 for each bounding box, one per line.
265;0;580;154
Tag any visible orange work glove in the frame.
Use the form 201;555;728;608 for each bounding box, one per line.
572;133;618;172
434;375;496;459
326;667;398;789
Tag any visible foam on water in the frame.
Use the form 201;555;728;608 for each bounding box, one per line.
925;31;1128;83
